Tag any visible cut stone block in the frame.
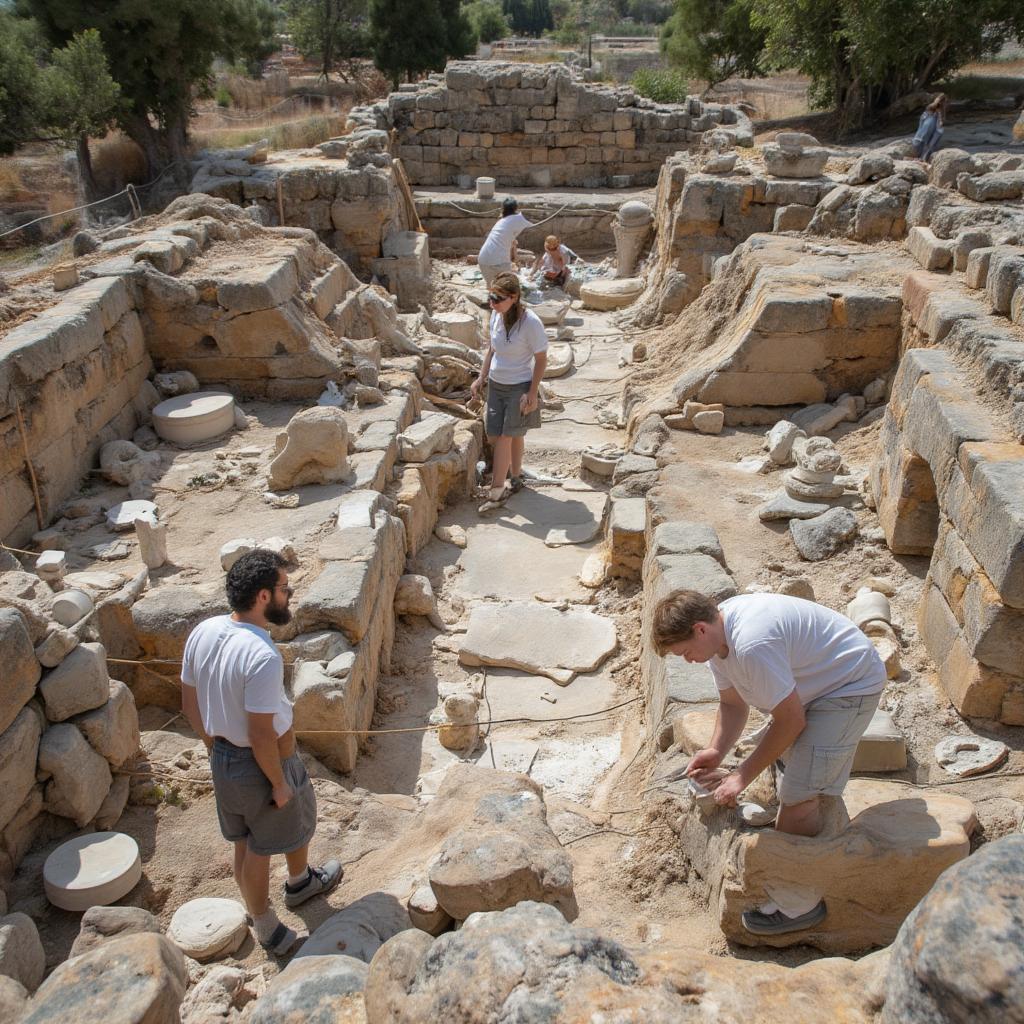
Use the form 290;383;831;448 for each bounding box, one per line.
38;723;112;826
152;392;235;445
611;454;656;484
38;642;109;723
43;832;142;911
678;778;976;953
0;609;40;736
268;405;349;490
758;492;831;522
579;277;644;311
852;709;907;772
693;410;724;434
608;497;646;578
167;898;248;962
907;226;954;271
459;603;617;685
581;449;619;477
73;680;141;767
790;508;858;561
398;412;457;463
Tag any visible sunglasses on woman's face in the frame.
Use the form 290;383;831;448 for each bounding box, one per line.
488;292;512;304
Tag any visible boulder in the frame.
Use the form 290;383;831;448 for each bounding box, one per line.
250;955;367;1024
72;680;141;766
790;508;859;560
764;144;829;178
99;440;162;486
21;933;186;1024
69;906;162;959
39;723;112;826
397;413;457;463
179;965;246;1024
296;892;411;961
393;575;438;618
848;153;896;185
167;898;248;962
579;277;644;311
0;608;40;735
758;493;831;522
38;642;110;722
0;977;27;1022
0;913;44;992
458;603;617;685
693;410;724;435
883;834;1024;1024
407;885;453;936
0;709;42;834
219;538;258;572
428;779;576;921
267;406;350;490
94;774;131;830
766;421;805;465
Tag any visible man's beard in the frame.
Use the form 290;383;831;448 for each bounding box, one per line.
265;599;292;626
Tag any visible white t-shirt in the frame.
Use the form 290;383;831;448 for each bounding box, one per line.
181;615;293;747
541;245;570;273
478;213;532;267
709;594;885;713
488;308;548;385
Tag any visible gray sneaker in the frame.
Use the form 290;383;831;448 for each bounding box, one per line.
284;860;343;908
741;899;827;936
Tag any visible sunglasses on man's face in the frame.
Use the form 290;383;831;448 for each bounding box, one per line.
488;292;512;304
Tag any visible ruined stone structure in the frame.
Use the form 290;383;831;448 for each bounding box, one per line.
346;62;753;189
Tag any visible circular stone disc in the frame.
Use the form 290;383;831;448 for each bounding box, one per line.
152;392;235;444
168;897;249;961
43;832;142;912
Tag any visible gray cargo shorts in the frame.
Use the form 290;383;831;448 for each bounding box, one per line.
210;738;317;856
485;379;541;438
776;691;881;805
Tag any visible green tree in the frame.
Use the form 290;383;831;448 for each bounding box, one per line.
19;0;279;185
43;29;121;202
750;0;1024;131
284;0;370;81
464;0;510;42
369;0;447;88
661;0;765;91
439;0;476;56
0;11;46;156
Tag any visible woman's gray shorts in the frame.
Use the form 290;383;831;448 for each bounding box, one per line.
210;738;317;856
485;379;541;438
776;691;881;805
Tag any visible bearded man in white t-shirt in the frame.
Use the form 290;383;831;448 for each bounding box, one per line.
652;589;885;937
181;549;342;955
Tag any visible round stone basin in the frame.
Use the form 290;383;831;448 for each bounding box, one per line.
152;392;235;444
44;832;142;911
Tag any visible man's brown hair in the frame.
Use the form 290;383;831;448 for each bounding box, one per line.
651;590;720;655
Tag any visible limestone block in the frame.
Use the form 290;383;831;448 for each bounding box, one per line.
581;449;620;477
611;454;656;484
766;421;805;465
267;406;349;490
647;553;737;605
94;774;131;829
647;521;726;567
985;247;1024;314
883;834;1024;1024
394;575;437;617
907;226;953;271
0;609;40;735
0;710;41;834
459;603;617;685
847;153;895;185
38;723;113;827
852;709;907;772
24;933;187;1024
215;255;298;313
965;245;995;289
609;497;646;579
70;906;161;959
134;519;168;570
579;277;644;311
73;680;140;767
219;538;257;572
100;440;162;487
790;402;853;435
693;410;724;434
290;660;363;772
429;779;575;921
167;898;248;962
438;692;479;752
35;626;79;669
38;642;109;722
758;493;831;522
408;885;453;936
251;955;367;1024
398;412;456;463
790;508;858;561
763;145;828;179
0;913;44;992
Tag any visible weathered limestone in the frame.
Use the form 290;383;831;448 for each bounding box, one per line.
251;955;367;1024
297;892;411;961
69;906;162;959
790;507;858;561
38;642;109;722
0;913;44;992
579;277;645;311
397;412;456;463
268;406;350;490
612;201;654;278
764;134;829;179
167;898;249;962
458;603;617;685
38;723;112;827
436;692;480;752
43;832;142;911
72;680;141;767
0;609;40;735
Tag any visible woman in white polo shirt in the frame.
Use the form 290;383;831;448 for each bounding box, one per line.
470;272;548;512
477;197;534;285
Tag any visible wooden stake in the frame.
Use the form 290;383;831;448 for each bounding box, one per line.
13;395;44;530
276;177;285;227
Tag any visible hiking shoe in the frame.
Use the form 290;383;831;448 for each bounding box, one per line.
284;860;343;909
478;488;510;513
508;475;525;494
741;900;827;936
256;920;299;956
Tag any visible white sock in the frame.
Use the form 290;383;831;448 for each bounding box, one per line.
489;485;505;500
252;908;281;942
288;868;311;887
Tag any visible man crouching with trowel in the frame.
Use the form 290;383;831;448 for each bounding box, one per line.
651;589;885;936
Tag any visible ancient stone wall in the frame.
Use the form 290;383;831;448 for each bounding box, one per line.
0;574;141;883
346;62;753;189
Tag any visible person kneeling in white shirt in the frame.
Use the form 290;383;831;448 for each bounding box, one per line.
652;589;885;937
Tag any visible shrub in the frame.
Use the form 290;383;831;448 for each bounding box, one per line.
215;84;232;107
631;66;688;103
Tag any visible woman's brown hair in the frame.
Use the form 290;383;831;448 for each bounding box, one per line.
492;271;525;336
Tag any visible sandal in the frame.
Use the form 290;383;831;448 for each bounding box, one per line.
478;487;511;513
508;475;524;494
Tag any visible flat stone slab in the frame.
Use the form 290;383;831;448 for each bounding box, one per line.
790;507;858;560
758;492;832;522
459;603;617;685
543;343;574;379
935;735;1008;777
43;832;141;912
167;897;248;962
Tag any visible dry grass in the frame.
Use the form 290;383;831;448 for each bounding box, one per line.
90;133;149;192
191;112;350;153
0;164;27;203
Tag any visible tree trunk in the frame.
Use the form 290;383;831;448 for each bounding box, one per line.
75;134;102;206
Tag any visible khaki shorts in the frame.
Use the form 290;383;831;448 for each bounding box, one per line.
479;261;516;286
210;738;317;855
776;691;881;805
